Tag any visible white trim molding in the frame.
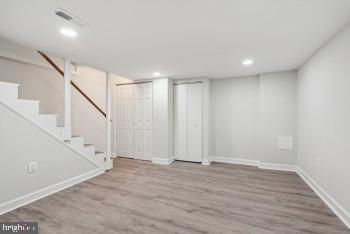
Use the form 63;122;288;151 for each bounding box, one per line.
213;156;259;167
297;167;350;229
258;162;297;172
0;168;104;215
211;156;298;172
152;158;174;165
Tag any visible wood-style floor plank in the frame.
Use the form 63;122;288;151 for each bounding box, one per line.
1;158;349;234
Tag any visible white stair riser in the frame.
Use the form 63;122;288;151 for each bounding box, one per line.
38;115;57;131
69;137;84;149
15;100;40;118
84;145;96;157
94;153;105;167
56;127;65;140
0;86;18;101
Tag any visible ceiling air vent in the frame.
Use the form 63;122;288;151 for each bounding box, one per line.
55;8;89;28
56;10;73;20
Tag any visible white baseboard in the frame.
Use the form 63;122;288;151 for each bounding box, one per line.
152;158;174;165
211;156;298;172
297;167;350;229
213;156;259;167
0;168;104;215
258;162;297;172
202;158;212;166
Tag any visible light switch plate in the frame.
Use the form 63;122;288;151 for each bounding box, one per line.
278;137;294;150
28;161;38;174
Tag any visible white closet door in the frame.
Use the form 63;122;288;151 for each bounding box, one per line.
187;83;203;162
174;84;188;160
117;85;135;158
116;86;124;156
116;83;152;160
174;83;203;162
133;83;153;160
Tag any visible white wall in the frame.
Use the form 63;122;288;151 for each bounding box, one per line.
0;103;100;213
152;78;174;163
298;24;350;215
211;76;260;161
259;71;297;165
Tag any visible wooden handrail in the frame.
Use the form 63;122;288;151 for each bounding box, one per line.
37;51;106;117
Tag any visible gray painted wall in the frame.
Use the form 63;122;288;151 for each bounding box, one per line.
298;24;350;213
210;72;297;165
259;71;297;165
211;76;260;161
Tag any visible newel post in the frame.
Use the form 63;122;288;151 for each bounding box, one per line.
105;72;113;170
63;58;72;140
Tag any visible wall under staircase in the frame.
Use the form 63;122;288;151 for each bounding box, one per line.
0;81;105;215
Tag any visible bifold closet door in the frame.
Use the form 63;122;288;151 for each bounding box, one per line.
116;84;135;158
133;83;153;160
116;83;152;160
174;84;188;161
174;83;203;162
187;83;203;162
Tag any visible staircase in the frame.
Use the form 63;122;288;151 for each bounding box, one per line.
0;81;106;168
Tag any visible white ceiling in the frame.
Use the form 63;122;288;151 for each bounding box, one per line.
0;0;350;80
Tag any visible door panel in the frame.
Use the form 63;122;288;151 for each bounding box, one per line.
174;84;188;161
174;83;203;162
116;87;124;155
133;83;152;160
116;83;152;160
187;83;203;162
143;83;153;159
124;85;135;157
116;85;135;158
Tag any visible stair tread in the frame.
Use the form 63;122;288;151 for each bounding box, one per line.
40;114;58;116
72;136;83;139
17;99;40;102
0;81;20;86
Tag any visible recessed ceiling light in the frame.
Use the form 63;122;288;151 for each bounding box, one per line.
153;72;160;77
242;59;254;66
60;28;77;37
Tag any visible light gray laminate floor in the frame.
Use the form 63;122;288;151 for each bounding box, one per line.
1;158;349;234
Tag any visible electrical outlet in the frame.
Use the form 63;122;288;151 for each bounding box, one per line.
28;161;38;174
317;157;321;166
